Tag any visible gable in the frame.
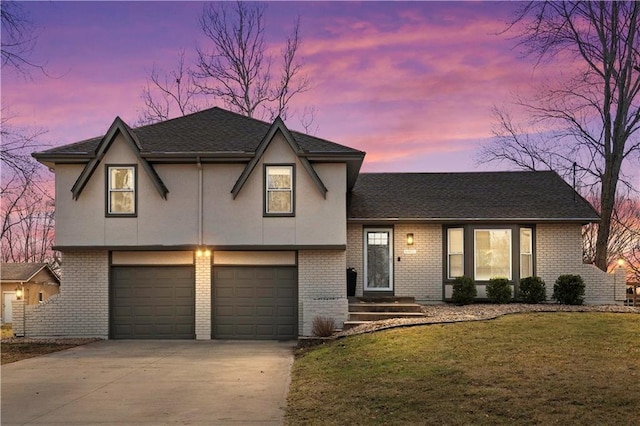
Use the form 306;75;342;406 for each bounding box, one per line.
230;117;327;199
71;117;168;201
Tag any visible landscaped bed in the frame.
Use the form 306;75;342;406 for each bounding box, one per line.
287;312;640;425
1;325;100;365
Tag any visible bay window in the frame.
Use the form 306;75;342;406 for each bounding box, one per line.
474;229;512;280
520;228;533;278
447;228;464;278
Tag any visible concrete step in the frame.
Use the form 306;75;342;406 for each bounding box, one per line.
348;311;425;322
349;296;416;304
348;303;423;313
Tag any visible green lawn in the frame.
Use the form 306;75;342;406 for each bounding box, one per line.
286;313;640;425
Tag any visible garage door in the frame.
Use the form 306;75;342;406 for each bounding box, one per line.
111;266;195;339
213;266;297;340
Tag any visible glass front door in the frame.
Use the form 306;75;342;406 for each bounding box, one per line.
364;228;393;291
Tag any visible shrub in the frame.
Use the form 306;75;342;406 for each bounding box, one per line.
519;276;547;304
486;277;512;304
312;316;336;337
553;274;585;305
451;276;476;305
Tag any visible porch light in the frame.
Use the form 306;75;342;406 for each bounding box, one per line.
196;248;211;258
15;287;23;300
617;258;625;267
406;233;414;245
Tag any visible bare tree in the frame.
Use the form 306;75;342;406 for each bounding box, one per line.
139;1;311;125
137;51;201;125
478;1;640;271
583;193;640;270
1;0;45;77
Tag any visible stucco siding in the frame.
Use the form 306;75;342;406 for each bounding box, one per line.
203;132;347;247
298;250;347;335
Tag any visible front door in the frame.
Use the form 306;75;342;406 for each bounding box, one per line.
3;292;17;323
364;228;393;292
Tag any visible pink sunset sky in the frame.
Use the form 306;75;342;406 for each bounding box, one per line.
2;1;617;177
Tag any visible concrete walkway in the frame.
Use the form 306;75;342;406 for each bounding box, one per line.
1;340;296;425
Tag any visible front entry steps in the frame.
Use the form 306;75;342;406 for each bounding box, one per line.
343;297;425;330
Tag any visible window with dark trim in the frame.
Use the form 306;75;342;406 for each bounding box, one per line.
447;228;464;279
106;165;137;216
444;225;535;282
264;164;294;216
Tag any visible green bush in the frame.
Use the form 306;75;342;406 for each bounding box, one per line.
486;277;512;304
553;274;585;305
519;276;547;304
451;276;477;305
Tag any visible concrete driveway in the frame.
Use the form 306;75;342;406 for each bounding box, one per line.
1;340;296;425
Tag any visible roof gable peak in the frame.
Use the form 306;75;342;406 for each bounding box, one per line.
231;117;327;199
71;117;168;201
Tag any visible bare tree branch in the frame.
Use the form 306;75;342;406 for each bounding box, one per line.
479;1;640;271
1;0;46;77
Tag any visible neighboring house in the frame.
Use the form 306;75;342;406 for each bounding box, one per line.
25;106;624;340
1;263;60;324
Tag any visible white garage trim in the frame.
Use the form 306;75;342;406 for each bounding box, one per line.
213;251;296;265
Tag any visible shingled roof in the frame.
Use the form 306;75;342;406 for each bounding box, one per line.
33;107;363;158
0;263;60;283
348;171;599;222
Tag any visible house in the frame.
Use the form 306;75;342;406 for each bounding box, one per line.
24;106;625;340
1;263;60;324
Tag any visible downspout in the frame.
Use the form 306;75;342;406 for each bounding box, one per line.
197;157;203;246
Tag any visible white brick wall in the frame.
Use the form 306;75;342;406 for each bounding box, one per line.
537;224;623;304
15;250;109;338
195;253;212;339
393;224;442;302
298;250;347;335
347;224;443;302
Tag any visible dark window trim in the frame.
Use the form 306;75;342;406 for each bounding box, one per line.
443;224;536;285
105;164;138;218
263;163;295;217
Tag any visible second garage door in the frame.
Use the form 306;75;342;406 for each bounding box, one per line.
213;266;297;340
111;266;195;339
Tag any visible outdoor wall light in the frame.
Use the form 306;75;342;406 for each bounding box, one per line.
15;287;23;300
196;248;212;258
406;233;414;245
617;258;625;267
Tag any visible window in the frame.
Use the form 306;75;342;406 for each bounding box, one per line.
107;166;136;215
474;229;512;280
265;165;294;215
520;228;533;278
447;228;464;279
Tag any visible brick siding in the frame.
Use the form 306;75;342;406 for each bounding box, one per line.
195;253;212;339
14;250;109;338
298;250;347;335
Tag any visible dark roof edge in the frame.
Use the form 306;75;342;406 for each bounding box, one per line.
231;117;327;199
53;244;346;251
70;117;169;200
347;217;600;223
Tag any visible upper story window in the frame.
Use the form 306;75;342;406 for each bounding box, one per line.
265;165;294;216
107;165;136;216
